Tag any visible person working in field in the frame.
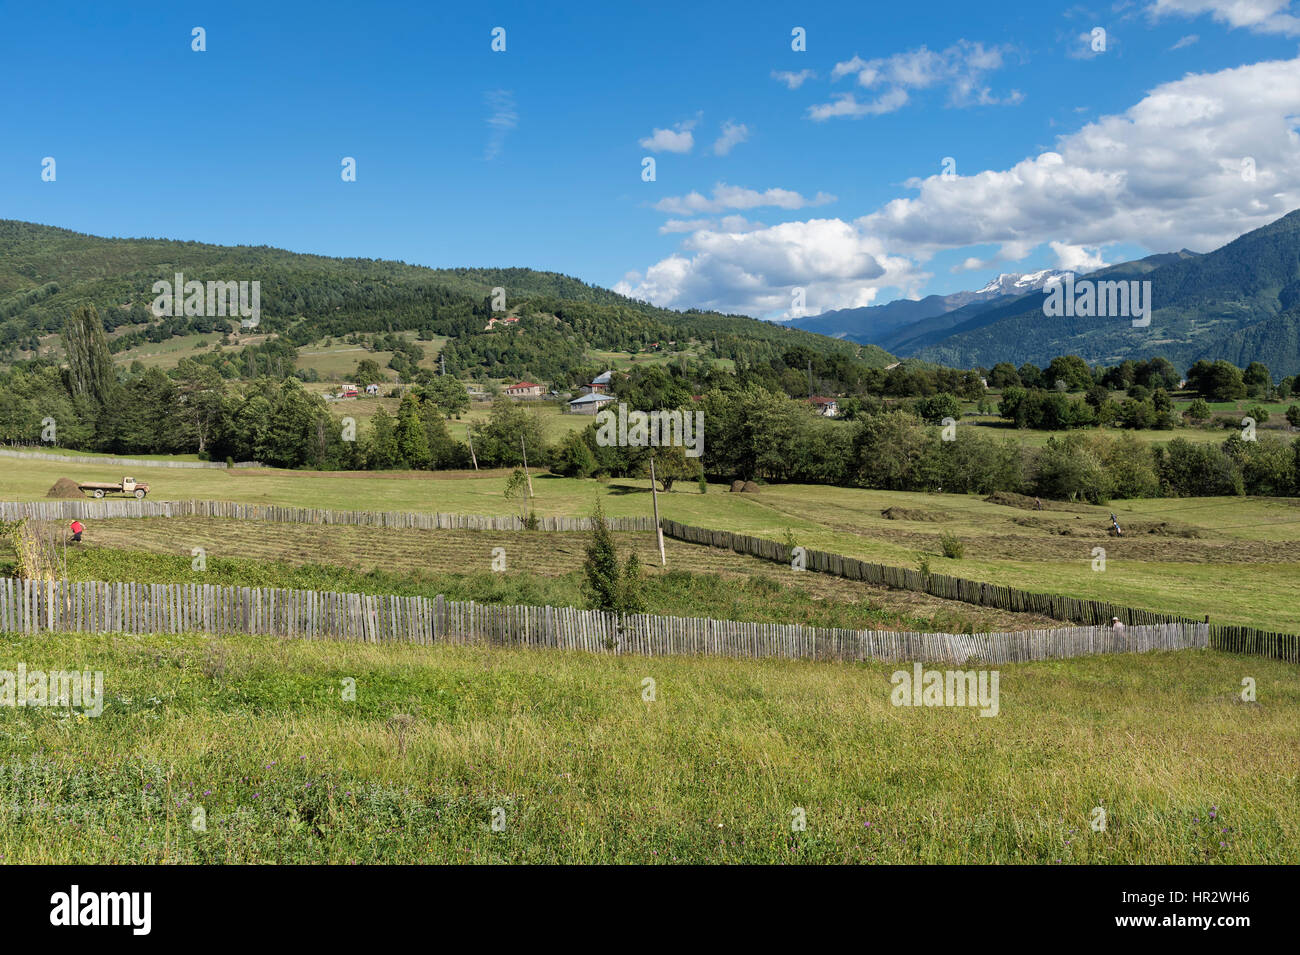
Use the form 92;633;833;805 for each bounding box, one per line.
68;519;84;544
1109;512;1123;537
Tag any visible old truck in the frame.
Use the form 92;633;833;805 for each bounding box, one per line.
77;476;150;499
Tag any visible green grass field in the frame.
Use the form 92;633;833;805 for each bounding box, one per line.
7;453;1300;630
38;520;1061;634
0;632;1294;863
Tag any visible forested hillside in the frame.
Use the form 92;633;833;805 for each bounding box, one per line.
908;210;1300;373
0;220;894;382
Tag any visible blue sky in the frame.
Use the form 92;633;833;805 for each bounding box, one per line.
4;0;1300;319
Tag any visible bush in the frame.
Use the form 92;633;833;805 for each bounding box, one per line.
940;535;965;559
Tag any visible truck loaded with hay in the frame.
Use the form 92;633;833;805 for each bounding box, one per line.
74;476;150;499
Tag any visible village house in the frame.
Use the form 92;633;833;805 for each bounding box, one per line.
568;392;616;415
579;370;613;395
340;383;359;398
504;381;544;399
365;383;380;396
809;396;839;417
484;315;520;331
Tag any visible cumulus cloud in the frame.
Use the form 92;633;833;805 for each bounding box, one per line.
810;41;1020;119
653;183;835;216
1049;241;1109;272
712;120;750;156
858;55;1300;256
639;117;698;153
615;219;924;317
1149;0;1300;35
772;69;816;89
622;56;1300;318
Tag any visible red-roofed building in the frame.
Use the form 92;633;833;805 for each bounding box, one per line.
809;396;839;417
504;381;544;399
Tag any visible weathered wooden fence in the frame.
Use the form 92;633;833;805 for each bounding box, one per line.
1209;625;1300;664
0;577;1207;663
0;448;260;469
0;502;1290;662
0;500;654;532
660;519;1299;663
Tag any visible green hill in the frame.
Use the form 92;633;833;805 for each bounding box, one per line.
0;220;894;383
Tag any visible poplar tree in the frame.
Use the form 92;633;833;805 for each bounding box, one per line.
61;306;115;408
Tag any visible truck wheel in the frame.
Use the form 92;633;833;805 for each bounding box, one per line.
134;489;146;499
93;489;105;499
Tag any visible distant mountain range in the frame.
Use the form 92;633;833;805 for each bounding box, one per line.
785;208;1300;376
784;267;1073;346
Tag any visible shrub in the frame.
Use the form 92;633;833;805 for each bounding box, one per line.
940;535;965;559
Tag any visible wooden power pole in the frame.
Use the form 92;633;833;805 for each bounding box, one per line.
649;456;666;566
520;436;534;498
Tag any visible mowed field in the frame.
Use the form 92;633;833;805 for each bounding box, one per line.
6;454;1300;632
0;631;1295;863
55;518;1063;634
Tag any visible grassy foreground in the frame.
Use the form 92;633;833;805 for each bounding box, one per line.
0;632;1296;863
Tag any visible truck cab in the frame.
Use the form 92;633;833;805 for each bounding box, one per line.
121;477;148;499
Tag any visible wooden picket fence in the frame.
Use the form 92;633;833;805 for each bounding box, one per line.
1209;625;1300;665
0;577;1208;664
0;499;654;532
0;500;1290;663
660;519;1299;663
0;448;260;469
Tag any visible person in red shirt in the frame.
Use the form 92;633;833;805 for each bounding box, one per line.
69;520;84;544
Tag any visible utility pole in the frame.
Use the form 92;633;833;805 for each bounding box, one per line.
467;428;479;470
649;456;666;566
520;436;534;498
440;353;445;376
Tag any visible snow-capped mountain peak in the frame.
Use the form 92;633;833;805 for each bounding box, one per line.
976;269;1074;296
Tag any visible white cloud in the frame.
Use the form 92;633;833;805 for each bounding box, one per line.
623;55;1300;317
653;183;835;216
712;121;750;156
772;69;816;89
615;219;925;318
811;41;1020;119
639;116;700;154
484;90;517;161
809;89;910;120
1170;33;1200;47
858;55;1300;257
1049;241;1109;271
1149;0;1300;35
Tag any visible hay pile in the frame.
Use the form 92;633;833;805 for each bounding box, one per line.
729;480;761;493
46;477;84;499
880;506;949;522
